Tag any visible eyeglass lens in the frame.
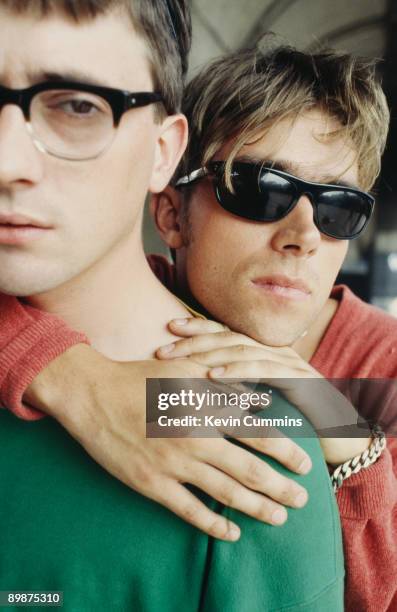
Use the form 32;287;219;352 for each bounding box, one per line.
30;89;115;160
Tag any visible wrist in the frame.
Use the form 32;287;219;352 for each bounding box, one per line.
322;436;372;466
24;344;104;422
329;427;386;492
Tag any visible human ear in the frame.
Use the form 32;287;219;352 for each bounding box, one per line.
149;114;188;193
150;186;184;250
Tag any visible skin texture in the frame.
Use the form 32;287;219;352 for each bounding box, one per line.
153;109;371;463
0;6;190;358
0;8;156;296
157;318;371;465
164;111;354;349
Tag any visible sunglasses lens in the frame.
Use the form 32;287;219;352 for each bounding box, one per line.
215;167;296;221
317;191;372;239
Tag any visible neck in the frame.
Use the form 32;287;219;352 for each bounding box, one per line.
292;297;339;361
25;235;188;361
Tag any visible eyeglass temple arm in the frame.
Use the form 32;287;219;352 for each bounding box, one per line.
126;92;164;109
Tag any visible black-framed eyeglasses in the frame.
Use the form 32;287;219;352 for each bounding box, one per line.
176;161;375;240
0;80;163;161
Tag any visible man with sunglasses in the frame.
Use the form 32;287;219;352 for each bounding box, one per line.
0;12;395;609
149;45;397;610
0;3;347;611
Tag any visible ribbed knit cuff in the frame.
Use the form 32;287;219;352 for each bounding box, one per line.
1;318;88;420
336;447;395;519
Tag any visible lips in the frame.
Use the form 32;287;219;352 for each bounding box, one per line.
251;274;311;301
0;213;51;229
0;213;52;245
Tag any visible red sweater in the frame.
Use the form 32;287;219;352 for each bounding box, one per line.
1;258;396;611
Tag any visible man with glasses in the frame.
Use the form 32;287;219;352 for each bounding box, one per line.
0;1;322;538
0;2;347;611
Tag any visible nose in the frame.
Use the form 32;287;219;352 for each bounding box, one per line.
270;195;321;257
0;105;44;187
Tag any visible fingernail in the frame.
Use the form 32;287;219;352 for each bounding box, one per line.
210;367;226;377
159;343;175;354
293;491;308;508
297;457;312;475
172;318;188;325
226;525;240;541
271;508;287;525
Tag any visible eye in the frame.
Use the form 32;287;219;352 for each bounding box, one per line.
53;97;103;118
61;99;99;116
38;91;108;119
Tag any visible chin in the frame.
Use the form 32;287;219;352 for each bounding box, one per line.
0;272;64;297
230;316;304;348
0;283;45;297
0;253;80;297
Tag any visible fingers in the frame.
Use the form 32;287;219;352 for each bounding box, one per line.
189;465;289;526
191;346;288;368
152;478;242;541
166;318;298;362
168;317;229;337
157;332;262;360
209;360;295;381
200;440;309;511
237;435;312;475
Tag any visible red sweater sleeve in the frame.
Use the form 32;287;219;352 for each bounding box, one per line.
0;293;88;420
312;287;397;611
338;439;397;611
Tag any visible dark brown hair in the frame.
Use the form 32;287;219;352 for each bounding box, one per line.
1;0;192;115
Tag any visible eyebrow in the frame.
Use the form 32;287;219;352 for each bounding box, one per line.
26;69;116;90
234;155;358;189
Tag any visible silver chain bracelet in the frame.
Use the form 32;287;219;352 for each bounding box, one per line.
330;425;386;493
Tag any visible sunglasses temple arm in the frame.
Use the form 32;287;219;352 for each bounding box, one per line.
176;167;209;187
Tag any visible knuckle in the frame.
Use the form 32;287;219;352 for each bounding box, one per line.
152;441;172;462
245;460;263;487
257;500;274;522
218;330;232;340
286;445;305;467
185;336;195;350
257;428;272;443
236;344;249;355
218;484;238;507
210;321;225;332
182;437;204;454
257;437;271;451
182;503;201;523
251;360;263;372
277;484;298;505
133;462;155;488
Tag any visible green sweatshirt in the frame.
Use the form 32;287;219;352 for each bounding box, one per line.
0;393;343;611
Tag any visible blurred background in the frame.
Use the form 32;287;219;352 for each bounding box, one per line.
143;0;397;315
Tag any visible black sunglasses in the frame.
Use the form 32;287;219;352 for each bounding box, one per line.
177;161;375;240
0;80;163;126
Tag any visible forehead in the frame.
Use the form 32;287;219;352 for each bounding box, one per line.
0;6;152;90
219;109;359;187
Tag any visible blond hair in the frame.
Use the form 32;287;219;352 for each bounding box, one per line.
177;39;390;191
